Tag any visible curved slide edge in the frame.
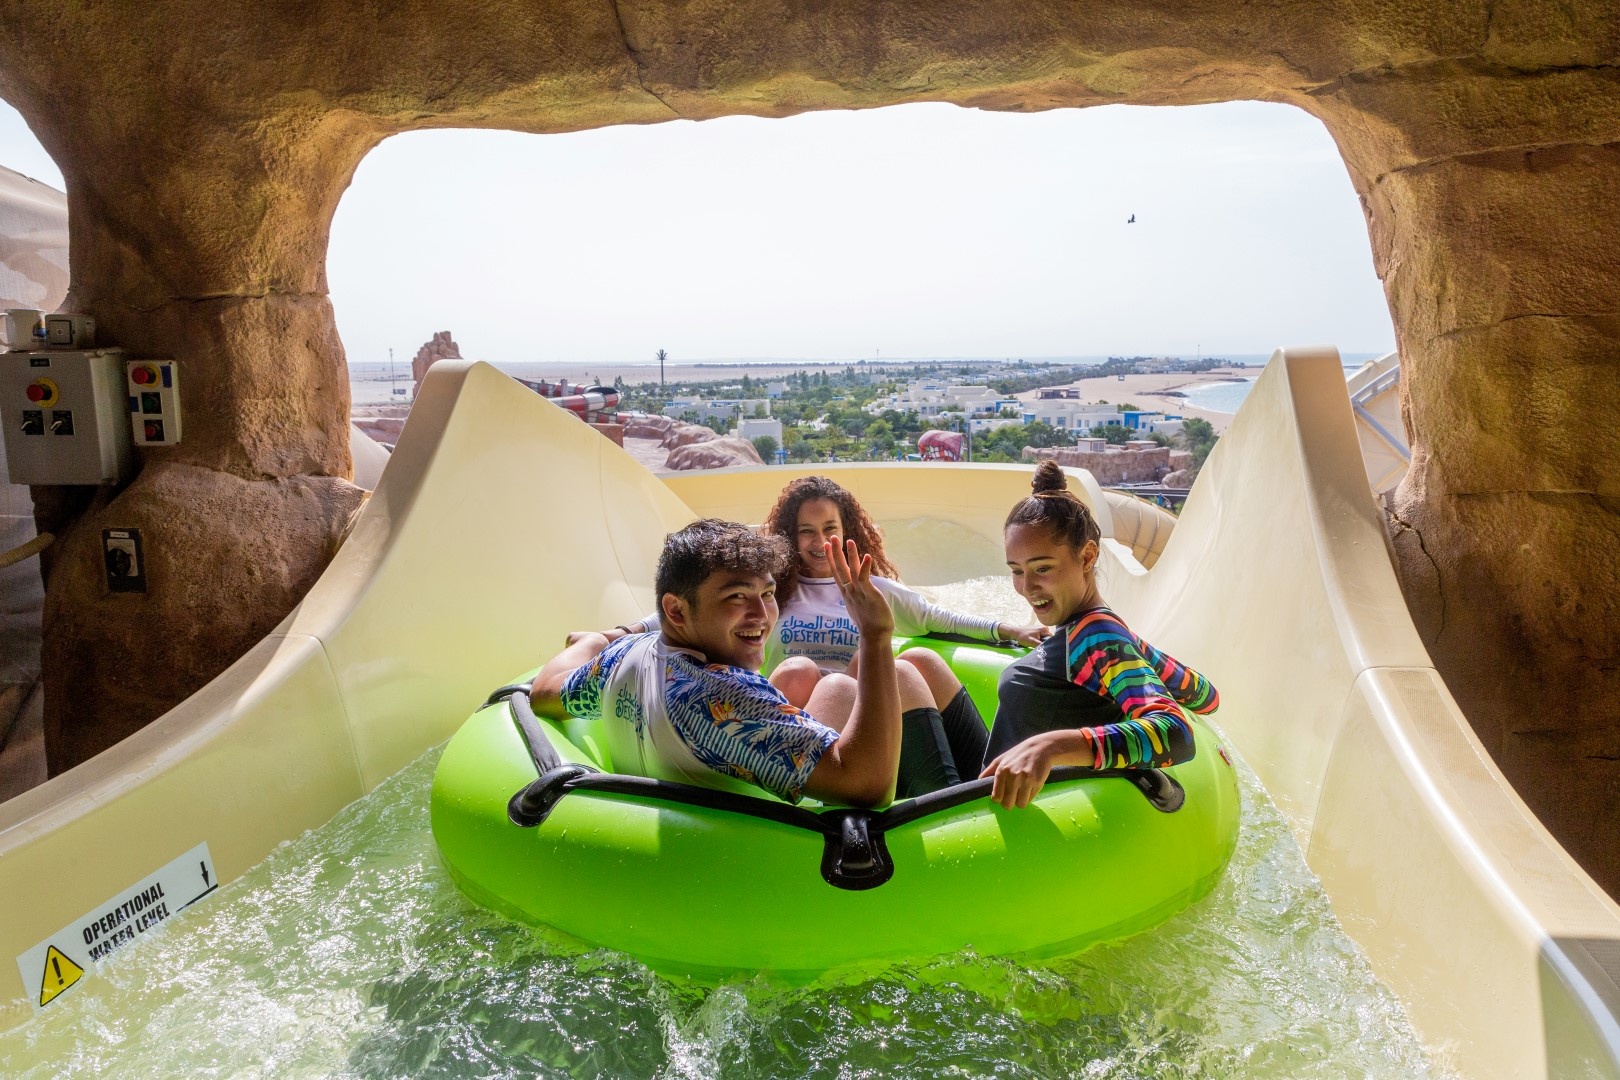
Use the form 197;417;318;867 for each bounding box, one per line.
0;360;697;1021
0;351;1613;1080
1100;347;1620;1080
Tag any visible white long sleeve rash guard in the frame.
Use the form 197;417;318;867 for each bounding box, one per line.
638;575;1002;674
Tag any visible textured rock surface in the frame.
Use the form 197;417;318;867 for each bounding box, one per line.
0;0;1616;889
39;463;364;770
1162;468;1195;487
623;414;677;439
1024;445;1173;485
352;417;405;447
661;423;720;450
665;436;765;471
411;331;461;397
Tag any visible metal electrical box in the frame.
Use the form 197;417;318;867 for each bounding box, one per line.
1;349;135;485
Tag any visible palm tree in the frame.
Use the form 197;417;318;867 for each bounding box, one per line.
656;348;668;389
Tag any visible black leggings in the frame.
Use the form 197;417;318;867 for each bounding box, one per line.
895;688;990;799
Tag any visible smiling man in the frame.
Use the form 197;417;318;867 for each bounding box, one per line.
529;519;903;807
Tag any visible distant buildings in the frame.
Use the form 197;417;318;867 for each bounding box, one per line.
1019;400;1125;430
734;417;784;444
663;397;771;424
866;379;1021;419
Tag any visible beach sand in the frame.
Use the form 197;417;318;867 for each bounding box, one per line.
1015;367;1252;433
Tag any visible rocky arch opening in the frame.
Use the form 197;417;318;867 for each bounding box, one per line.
0;5;1613;897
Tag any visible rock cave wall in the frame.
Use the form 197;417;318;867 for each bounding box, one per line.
0;1;1614;888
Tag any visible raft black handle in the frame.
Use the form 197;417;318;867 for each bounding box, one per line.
508;764;596;827
819;812;894;890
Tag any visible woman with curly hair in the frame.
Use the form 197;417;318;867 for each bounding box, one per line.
757;475;1045;794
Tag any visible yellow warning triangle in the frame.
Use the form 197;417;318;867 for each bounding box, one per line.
39;945;84;1007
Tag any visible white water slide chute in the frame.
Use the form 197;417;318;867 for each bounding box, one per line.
0;349;1615;1078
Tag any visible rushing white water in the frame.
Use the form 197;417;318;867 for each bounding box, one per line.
0;579;1451;1078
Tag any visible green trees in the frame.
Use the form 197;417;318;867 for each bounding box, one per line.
866;418;896;457
1179;417;1219;475
1088;423;1134;445
972;421;1077;462
751;435;778;462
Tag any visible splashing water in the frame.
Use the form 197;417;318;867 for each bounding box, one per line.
0;579;1450;1078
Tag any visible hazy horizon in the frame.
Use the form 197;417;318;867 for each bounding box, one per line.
2;99;1397;367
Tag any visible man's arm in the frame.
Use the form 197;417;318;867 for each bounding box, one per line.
802;540;901;807
529;631;610;720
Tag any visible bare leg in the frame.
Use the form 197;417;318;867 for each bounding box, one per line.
805;673;858;733
898;648;965;711
806;665;932;732
770;656;823;710
895;660;938;713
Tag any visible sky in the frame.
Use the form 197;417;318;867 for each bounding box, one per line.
1;99;1395;366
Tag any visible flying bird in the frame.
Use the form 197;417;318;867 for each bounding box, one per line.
1127;214;1136;223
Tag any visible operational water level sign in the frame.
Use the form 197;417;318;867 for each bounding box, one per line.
16;842;216;1009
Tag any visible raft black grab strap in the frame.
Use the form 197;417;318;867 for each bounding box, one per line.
874;766;1185;830
504;764;1183;891
483;682;536;708
504;689;567;776
913;632;1021;650
505;767;892;889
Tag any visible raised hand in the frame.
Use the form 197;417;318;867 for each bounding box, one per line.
824;537;895;639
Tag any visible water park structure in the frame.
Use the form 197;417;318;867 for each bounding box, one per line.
0;2;1617;1074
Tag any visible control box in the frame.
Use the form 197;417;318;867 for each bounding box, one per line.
126;359;181;446
1;349;135;485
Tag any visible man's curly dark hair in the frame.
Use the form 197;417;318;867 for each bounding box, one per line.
762;476;900;603
656;518;793;607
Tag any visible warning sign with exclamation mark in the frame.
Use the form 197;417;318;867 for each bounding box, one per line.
38;946;83;1006
16;842;216;1010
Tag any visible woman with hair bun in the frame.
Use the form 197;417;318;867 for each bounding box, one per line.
981;461;1220;810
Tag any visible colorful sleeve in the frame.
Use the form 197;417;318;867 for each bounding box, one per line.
1064;611;1198;769
1133;634;1220;714
559;635;636;719
664;661;840;803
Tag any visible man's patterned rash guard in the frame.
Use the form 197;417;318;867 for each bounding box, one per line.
1064;607;1219;769
560;634;839;803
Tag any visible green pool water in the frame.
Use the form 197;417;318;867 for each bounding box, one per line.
0;580;1452;1078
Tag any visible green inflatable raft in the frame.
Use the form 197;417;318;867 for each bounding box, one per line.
430;637;1241;978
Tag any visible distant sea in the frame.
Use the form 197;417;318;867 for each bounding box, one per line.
346;352;1392;410
1179;354;1387;416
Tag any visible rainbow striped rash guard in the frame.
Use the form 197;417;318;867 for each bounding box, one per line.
992;606;1218;771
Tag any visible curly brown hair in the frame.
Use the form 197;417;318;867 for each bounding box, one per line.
763;476;901;603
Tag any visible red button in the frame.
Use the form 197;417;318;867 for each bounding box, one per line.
144;422;161;440
132;367;152;385
26;384;45;402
